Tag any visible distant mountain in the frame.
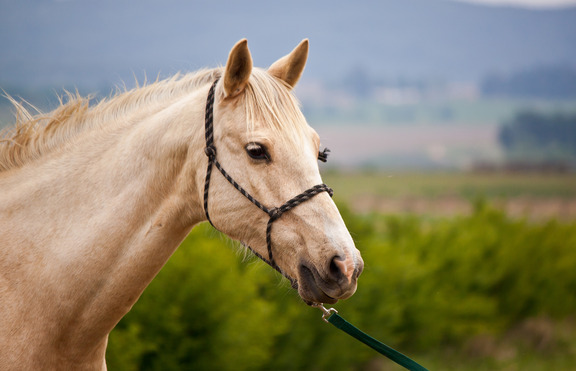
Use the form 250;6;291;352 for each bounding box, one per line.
1;0;575;89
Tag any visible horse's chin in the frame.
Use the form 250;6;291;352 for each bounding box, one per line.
298;287;339;305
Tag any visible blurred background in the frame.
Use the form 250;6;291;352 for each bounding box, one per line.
2;0;576;370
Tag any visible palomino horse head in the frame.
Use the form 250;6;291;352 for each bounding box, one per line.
203;39;363;304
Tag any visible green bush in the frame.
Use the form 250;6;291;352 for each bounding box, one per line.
107;224;288;371
107;203;576;370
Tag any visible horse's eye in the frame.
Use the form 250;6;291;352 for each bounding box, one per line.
245;143;270;161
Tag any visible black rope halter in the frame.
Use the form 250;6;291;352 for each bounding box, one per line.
202;80;333;287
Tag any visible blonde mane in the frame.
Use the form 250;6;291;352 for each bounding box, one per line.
0;69;219;172
0;67;307;173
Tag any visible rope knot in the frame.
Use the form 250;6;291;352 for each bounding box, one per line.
268;207;283;221
204;145;217;159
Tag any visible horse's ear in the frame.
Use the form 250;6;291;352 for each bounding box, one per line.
268;39;309;89
223;39;253;97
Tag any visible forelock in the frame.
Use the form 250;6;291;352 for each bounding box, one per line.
242;68;309;148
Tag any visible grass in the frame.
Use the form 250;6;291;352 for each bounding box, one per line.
321;170;576;220
322;171;576;200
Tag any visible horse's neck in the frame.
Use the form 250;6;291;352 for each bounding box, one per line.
0;88;207;366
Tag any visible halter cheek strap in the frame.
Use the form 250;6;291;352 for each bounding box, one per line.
202;80;333;286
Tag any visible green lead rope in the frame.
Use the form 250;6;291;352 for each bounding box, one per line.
317;306;429;371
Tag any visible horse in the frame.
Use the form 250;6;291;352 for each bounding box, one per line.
0;39;363;370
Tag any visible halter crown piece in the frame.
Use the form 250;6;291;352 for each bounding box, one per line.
202;80;333;287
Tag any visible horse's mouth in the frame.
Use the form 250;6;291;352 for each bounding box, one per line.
297;265;340;305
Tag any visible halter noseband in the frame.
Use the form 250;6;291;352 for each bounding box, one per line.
202;80;333;286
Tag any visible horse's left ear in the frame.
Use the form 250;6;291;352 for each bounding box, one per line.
223;39;253;97
268;39;309;89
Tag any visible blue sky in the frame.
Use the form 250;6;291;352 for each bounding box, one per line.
1;0;574;88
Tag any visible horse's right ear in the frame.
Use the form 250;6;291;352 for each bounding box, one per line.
223;39;253;97
268;39;309;89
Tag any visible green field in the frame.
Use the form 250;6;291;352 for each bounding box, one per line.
323;171;576;199
323;171;576;220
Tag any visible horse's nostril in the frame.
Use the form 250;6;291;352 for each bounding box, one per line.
329;255;354;283
329;256;343;279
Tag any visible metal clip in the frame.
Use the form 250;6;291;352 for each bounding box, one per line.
312;303;338;323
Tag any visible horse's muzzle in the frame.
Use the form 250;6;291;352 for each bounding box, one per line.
297;254;363;304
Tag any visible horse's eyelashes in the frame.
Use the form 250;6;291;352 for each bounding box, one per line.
318;147;330;163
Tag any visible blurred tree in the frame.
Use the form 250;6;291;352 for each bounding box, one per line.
498;110;576;165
